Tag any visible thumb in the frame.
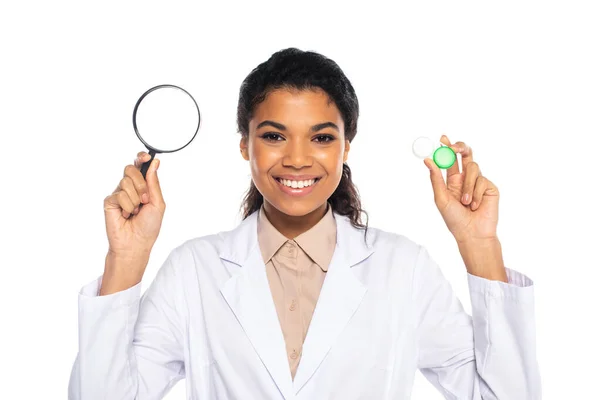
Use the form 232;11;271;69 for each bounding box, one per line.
146;158;164;207
424;158;448;206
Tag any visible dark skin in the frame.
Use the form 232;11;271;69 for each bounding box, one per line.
240;88;350;239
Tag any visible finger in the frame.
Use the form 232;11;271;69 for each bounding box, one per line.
146;158;165;210
461;161;481;205
440;135;460;178
104;191;134;219
104;192;121;212
124;164;149;204
117;190;135;215
471;176;498;210
134;152;152;169
424;158;449;208
119;176;140;206
449;141;473;174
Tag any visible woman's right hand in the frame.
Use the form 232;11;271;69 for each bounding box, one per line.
100;152;166;293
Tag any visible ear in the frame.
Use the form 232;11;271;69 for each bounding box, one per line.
343;139;350;163
240;137;249;161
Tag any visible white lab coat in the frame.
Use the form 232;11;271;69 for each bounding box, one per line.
68;210;541;399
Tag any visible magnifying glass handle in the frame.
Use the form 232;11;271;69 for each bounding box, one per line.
140;149;156;180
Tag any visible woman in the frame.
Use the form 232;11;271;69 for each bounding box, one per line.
68;48;541;399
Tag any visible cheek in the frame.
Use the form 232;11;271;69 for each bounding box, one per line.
314;146;345;175
249;143;278;177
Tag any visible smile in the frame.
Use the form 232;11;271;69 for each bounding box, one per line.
273;177;321;197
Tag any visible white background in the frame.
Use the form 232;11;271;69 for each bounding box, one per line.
1;1;598;398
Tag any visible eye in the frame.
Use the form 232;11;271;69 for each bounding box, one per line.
260;132;284;141
314;134;335;143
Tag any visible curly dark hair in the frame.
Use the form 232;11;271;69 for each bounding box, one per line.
236;47;368;233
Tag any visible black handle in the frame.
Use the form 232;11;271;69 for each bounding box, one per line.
140;149;156;180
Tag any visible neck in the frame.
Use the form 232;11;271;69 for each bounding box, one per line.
263;202;329;239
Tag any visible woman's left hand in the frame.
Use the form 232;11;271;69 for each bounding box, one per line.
424;135;499;244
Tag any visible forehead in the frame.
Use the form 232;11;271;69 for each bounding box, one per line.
251;88;343;128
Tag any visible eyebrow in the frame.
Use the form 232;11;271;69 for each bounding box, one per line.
256;120;339;132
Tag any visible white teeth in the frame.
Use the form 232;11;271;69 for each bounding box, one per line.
279;178;317;188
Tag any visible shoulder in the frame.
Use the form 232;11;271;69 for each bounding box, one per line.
152;229;242;290
364;224;423;257
167;230;231;263
346;224;433;297
364;226;445;289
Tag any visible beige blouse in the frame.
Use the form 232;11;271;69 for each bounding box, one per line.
257;203;336;380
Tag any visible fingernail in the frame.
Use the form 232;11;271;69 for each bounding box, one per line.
462;193;469;203
142;193;149;203
471;201;477;209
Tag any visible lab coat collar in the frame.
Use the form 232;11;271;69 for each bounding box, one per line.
219;209;375;399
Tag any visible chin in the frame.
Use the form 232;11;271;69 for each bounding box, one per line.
264;196;325;218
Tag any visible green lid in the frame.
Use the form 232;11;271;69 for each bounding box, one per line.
433;146;456;169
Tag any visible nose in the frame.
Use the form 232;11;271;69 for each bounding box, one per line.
282;138;313;168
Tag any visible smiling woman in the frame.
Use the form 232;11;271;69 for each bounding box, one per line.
69;47;541;400
240;88;354;237
237;48;366;239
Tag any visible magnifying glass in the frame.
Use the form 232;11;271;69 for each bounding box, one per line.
133;84;201;179
412;136;456;169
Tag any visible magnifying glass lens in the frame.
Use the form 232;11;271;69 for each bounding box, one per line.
135;86;200;151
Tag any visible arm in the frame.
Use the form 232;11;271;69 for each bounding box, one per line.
68;250;185;400
414;245;541;399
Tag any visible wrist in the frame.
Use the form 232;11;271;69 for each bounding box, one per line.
107;245;152;261
454;234;499;246
101;251;149;295
456;237;508;282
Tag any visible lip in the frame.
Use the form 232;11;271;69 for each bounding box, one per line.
273;176;320;197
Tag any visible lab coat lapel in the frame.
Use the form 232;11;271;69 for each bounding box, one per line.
218;211;294;399
292;213;375;394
